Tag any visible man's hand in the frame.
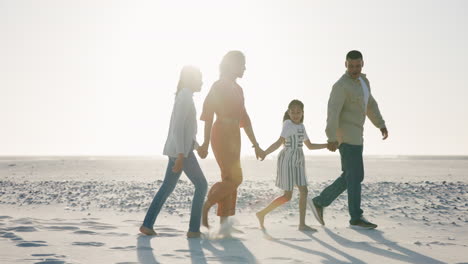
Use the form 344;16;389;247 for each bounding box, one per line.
380;127;388;140
327;141;338;152
172;154;184;173
197;143;209;159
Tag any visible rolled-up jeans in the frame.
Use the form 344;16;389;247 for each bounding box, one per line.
313;143;364;223
142;151;208;232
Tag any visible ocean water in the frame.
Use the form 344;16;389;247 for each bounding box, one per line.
0;156;467;183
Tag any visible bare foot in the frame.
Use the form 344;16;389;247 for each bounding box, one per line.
139;225;157;236
202;202;210;229
256;212;265;230
298;224;317;232
186;231;201;238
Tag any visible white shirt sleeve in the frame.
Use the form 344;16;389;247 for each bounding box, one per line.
359;77;370;110
280;120;293;139
173;90;191;156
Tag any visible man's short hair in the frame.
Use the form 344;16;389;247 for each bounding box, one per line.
346;50;363;60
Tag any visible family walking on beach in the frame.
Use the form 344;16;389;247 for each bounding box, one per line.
139;50;388;238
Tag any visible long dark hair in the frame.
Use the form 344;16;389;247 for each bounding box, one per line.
219;50;245;77
283;99;304;123
175;65;201;95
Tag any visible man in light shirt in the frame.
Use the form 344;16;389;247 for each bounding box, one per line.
310;50;389;229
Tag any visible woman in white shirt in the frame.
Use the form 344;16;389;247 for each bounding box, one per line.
140;66;208;238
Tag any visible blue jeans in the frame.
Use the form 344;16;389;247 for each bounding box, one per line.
313;143;364;223
142;151;208;232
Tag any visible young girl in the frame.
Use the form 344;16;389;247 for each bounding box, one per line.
139;66;208;238
256;99;328;231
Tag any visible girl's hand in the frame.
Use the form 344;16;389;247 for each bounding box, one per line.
254;146;265;161
172;155;184;172
197;143;209;159
327;142;338;152
259;150;267;161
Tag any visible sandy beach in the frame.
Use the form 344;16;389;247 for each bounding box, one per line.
1;156;467;263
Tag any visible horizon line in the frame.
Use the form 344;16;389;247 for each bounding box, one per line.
1;154;467;160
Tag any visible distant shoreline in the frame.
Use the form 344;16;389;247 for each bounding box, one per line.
0;155;467;161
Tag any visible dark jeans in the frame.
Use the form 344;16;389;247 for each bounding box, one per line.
313;143;364;223
142;151;208;232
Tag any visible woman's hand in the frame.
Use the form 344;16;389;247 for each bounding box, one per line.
172;154;184;172
197;142;209;159
254;145;265;161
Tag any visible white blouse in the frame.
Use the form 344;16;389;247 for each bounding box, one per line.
163;88;199;158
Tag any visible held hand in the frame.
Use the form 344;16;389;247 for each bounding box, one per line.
197;143;209;159
327;142;338;152
254;146;265;161
257;148;267;161
172;156;184;173
380;127;389;140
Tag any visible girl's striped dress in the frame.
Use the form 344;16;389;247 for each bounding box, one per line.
276;120;309;191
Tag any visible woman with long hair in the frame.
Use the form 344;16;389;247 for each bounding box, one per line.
198;51;263;229
140;66;208;238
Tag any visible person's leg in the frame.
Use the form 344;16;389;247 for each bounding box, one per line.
310;144;348;225
182;152;208;235
341;144;364;223
256;191;292;229
203;122;242;228
202;179;239;228
142;157;182;231
217;164;243;216
312;146;348;208
298;186;308;226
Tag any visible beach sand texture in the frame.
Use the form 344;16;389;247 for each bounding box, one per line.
0;156;467;263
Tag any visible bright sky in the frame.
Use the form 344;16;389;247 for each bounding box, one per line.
1;0;467;156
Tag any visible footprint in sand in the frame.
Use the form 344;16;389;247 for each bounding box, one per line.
8;226;38;232
31;254;61;257
29;253;68;264
110;245;136;251
72;241;105;247
73;230;98;235
43;226;80;231
33;260;66;264
1;230;24;242
12;218;37;225
87;225;117;230
79;220;117;231
17;240;48;247
103;232;130;237
123;219;141;224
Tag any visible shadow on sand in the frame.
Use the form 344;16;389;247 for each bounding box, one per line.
322;228;445;264
202;237;257;264
137;236;160;264
262;229;364;264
